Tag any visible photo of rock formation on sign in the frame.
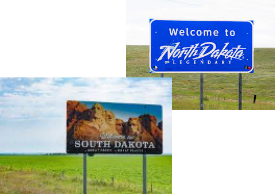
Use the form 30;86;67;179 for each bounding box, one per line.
67;100;163;154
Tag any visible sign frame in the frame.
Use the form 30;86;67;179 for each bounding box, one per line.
66;100;163;155
149;19;254;73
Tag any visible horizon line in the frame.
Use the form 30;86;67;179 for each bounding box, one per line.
0;153;172;156
126;44;275;48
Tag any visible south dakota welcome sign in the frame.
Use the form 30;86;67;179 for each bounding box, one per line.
67;100;163;154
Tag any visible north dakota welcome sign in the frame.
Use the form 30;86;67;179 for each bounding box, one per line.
67;101;163;154
150;20;254;73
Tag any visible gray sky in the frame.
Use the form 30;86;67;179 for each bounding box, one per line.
127;0;275;47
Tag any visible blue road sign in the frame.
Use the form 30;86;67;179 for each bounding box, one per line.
150;20;254;73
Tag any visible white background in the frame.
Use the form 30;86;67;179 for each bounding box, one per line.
127;0;275;47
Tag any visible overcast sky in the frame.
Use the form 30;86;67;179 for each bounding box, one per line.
0;78;172;154
127;0;275;47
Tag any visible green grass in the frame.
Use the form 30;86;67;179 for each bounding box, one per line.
0;155;172;194
126;46;275;110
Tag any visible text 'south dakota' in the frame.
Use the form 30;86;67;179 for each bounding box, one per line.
75;140;156;149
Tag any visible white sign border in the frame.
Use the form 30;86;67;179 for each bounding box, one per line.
149;19;254;73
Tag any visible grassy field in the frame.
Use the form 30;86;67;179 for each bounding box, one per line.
126;46;275;110
0;155;171;194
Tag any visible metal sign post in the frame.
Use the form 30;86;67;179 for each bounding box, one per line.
149;20;254;110
161;73;164;77
83;153;87;194
66;101;163;194
200;73;204;110
239;73;242;110
143;154;147;194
